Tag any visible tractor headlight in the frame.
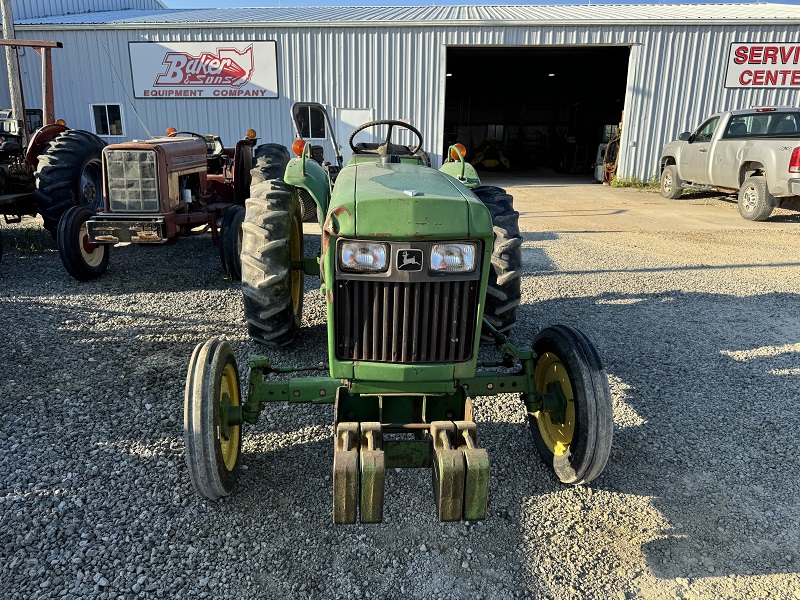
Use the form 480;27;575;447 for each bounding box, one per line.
430;243;476;273
340;241;389;272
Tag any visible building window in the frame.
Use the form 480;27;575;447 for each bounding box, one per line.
91;104;124;136
294;105;326;139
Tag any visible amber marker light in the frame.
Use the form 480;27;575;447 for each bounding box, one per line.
450;143;467;160
166;127;177;136
292;138;307;156
55;119;66;126
245;129;257;139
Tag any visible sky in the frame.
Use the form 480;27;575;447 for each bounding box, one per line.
163;0;800;7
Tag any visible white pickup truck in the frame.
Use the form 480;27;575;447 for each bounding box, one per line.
658;107;800;220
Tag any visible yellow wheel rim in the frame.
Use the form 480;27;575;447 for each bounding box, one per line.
290;212;302;314
533;352;576;456
219;362;240;472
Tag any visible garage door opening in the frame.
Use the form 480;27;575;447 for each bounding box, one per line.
444;46;630;178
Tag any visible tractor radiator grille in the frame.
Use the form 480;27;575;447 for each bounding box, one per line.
335;279;479;363
105;149;159;212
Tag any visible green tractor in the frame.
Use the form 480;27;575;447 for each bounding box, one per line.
184;104;613;523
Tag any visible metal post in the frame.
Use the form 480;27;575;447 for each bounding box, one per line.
0;0;27;145
42;47;54;125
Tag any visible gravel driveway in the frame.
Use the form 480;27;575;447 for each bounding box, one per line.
1;179;798;599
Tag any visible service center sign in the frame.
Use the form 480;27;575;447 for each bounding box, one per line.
725;42;800;88
130;41;278;99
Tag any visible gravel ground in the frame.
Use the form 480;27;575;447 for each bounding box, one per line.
1;180;799;599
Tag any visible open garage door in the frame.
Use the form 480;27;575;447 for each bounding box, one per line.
444;46;630;178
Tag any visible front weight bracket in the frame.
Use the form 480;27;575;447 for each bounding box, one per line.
332;422;359;524
359;422;385;524
455;421;489;521
430;421;465;522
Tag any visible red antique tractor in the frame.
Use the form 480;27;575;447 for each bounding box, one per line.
0;40;106;261
56;128;288;281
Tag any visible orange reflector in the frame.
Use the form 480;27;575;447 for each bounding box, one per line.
245;128;257;139
166;127;177;136
292;138;307;156
55;119;66;126
450;143;467;160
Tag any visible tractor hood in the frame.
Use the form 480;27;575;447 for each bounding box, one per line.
328;161;491;240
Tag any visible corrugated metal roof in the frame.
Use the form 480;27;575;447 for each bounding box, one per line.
16;3;800;28
10;0;166;22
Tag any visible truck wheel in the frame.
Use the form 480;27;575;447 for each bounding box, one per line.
528;325;613;485
473;186;523;342
219;205;245;281
738;176;775;221
250;143;290;187
185;338;242;499
298;187;318;223
35;130;106;237
241;180;304;346
660;165;684;199
57;206;109;281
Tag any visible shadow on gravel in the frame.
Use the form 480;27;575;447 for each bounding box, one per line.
513;290;800;584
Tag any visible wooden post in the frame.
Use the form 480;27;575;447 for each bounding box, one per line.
0;0;26;145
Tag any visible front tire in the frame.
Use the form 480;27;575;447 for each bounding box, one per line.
529;325;613;485
241;180;304;346
184;338;242;499
660;165;684;199
738;175;775;221
35;130;106;237
473;185;523;342
219;205;245;281
57;206;109;281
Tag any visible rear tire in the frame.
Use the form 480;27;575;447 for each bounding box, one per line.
528;325;613;485
473;185;523;342
660;164;684;199
241;180;304;346
220;205;245;281
184;338;242;499
250;143;290;187
35;130;106;237
738;176;774;221
57;205;109;281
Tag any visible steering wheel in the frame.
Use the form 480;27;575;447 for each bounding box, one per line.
348;119;423;156
171;131;224;159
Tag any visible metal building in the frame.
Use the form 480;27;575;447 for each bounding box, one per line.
3;2;800;181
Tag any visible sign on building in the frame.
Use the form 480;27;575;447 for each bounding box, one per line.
725;42;800;88
130;41;278;99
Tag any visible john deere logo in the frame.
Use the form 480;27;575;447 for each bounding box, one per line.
397;249;423;271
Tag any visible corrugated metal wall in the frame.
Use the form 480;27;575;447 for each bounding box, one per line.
7;21;800;179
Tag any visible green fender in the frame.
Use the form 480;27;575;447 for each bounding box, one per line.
284;156;331;220
439;145;481;189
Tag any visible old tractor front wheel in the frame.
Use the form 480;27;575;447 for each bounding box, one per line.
184;338;243;499
474;186;523;342
57;206;109;281
241;180;304;346
529;325;613;485
219;205;245;281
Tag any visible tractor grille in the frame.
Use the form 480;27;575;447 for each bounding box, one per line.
335;279;479;363
105;149;159;212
